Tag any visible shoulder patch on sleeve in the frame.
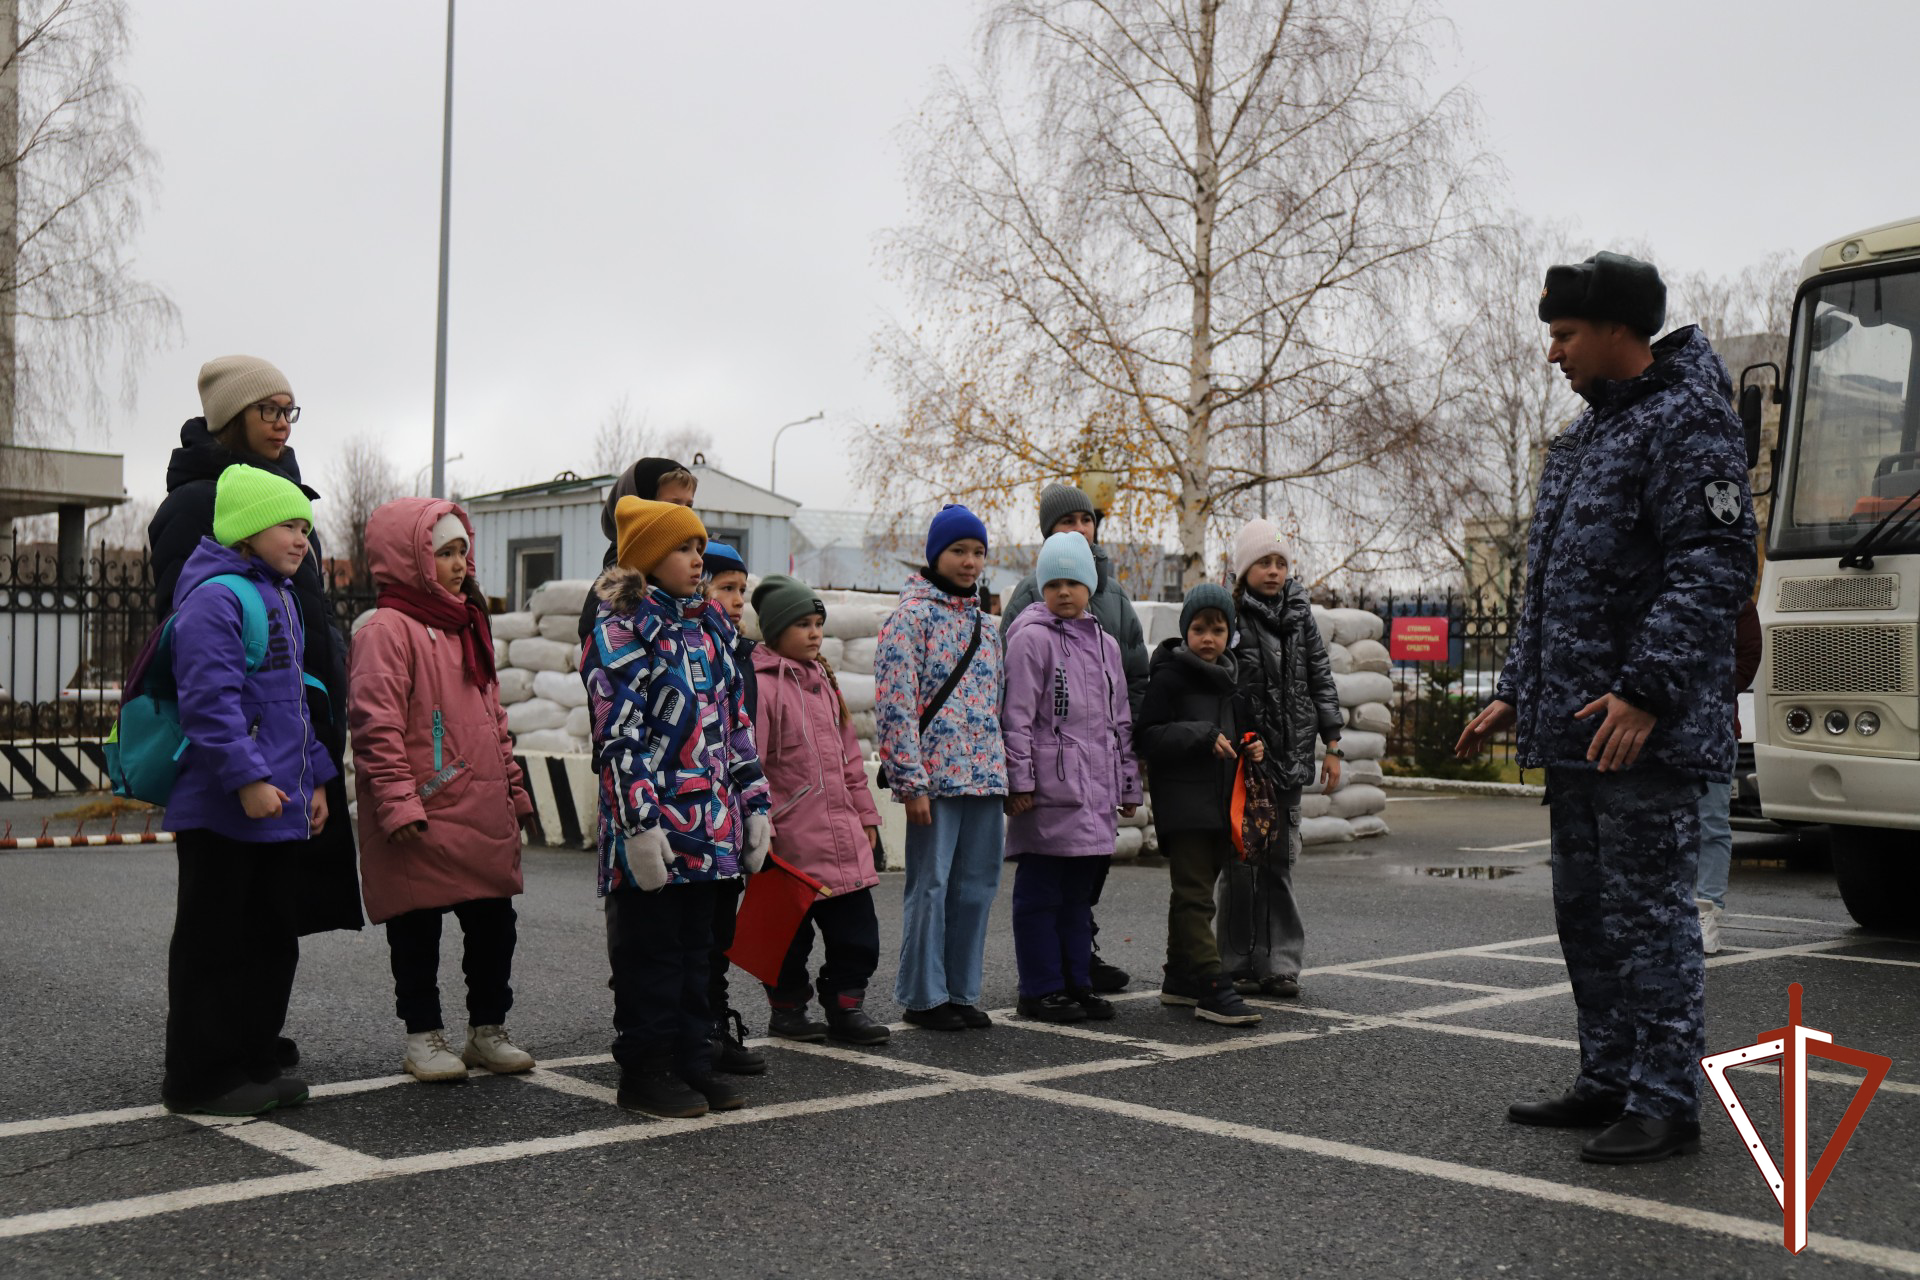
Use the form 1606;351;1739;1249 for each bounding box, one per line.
1704;480;1743;525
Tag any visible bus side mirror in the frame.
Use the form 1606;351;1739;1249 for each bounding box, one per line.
1737;362;1781;473
1739;384;1764;471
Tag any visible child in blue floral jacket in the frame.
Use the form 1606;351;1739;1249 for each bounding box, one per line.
584;498;771;1120
874;504;1007;1031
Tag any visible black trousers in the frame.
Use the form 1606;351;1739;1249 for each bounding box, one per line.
606;881;723;1074
384;897;518;1034
162;830;301;1106
1066;856;1112;968
767;888;881;1006
708;878;741;1020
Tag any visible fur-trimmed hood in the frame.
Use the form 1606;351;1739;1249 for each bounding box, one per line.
593;565;650;614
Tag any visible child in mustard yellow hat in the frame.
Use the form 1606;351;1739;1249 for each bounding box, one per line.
581;497;774;1119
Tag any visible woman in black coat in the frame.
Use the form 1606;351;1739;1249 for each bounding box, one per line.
148;357;365;957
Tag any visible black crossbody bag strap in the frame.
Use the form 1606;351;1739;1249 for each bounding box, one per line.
919;614;984;734
878;613;984;793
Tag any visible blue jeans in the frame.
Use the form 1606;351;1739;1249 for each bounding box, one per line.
1695;779;1732;909
1012;854;1107;997
895;796;1005;1012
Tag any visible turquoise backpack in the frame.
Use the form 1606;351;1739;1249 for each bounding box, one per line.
107;574;271;804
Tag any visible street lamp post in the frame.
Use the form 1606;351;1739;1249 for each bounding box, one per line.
429;0;456;499
768;410;824;494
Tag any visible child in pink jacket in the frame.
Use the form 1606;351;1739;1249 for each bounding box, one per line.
349;498;536;1084
749;575;890;1046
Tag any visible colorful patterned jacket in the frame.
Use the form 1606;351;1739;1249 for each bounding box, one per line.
875;571;1007;799
1495;325;1758;778
583;567;771;894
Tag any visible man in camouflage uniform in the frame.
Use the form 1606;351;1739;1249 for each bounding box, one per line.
1457;252;1757;1164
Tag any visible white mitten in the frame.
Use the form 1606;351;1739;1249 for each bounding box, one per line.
628;826;672;891
742;813;771;874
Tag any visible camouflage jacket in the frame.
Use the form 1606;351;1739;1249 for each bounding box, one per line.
1495;326;1758;779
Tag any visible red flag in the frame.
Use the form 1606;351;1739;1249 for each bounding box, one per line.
725;851;829;986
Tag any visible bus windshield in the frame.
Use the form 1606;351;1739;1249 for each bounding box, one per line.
1772;266;1920;559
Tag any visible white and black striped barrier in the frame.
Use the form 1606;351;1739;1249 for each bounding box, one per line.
0;741;113;801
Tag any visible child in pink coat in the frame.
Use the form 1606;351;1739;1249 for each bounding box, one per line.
349;498;536;1083
749;574;890;1046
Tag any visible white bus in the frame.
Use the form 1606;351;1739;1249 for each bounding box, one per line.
1746;216;1920;929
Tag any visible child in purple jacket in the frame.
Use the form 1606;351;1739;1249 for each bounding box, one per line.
1002;532;1142;1023
161;466;337;1117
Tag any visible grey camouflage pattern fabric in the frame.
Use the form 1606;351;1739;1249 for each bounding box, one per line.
1547;766;1707;1122
1495;325;1758;779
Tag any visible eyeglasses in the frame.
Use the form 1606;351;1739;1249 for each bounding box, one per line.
250;402;301;424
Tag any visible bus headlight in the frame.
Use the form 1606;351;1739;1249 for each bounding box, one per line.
1785;706;1812;734
1855;711;1881;737
1824;710;1850;736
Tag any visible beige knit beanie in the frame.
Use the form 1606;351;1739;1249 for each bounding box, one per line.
198;356;293;435
1232;518;1295;584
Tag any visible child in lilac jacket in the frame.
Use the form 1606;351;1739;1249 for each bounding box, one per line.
1001;533;1141;1023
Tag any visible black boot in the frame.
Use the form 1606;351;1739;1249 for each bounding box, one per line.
1067;989;1116;1021
1088;945;1130;994
710;1009;768;1075
1580;1115;1700;1164
680;1071;745;1112
1016;992;1089;1023
617;1054;709;1120
823;990;891;1046
1508;1090;1627;1129
768;1005;829;1043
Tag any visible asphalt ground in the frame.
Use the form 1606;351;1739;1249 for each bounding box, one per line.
2;793;1916;1278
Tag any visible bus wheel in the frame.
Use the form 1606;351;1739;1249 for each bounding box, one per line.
1829;828;1920;933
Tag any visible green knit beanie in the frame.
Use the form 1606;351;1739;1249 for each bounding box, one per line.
751;574;824;645
214;465;313;547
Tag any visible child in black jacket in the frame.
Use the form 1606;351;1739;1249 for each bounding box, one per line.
1135;584;1263;1026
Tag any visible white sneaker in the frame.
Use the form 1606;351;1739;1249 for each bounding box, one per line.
404;1028;470;1082
462;1024;536;1075
1696;897;1723;956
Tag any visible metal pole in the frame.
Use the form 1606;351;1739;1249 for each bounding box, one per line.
768;410;823;494
429;0;456;499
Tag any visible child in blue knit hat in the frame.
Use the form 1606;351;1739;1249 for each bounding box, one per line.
873;504;1007;1030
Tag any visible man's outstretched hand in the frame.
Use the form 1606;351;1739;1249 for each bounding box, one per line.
1576;693;1656;772
1454;699;1515;759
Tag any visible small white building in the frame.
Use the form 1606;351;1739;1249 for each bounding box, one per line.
462;460;799;609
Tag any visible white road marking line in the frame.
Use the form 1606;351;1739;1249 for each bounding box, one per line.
997;1081;1920;1277
1306;933;1562;976
1466;951;1567;966
184;1117;381;1174
0;1078;964;1241
1724;911;1864;931
1318;970;1520;995
1456;838;1553;852
1383;796;1463;802
1797;950;1920;970
515;1068;618;1105
1250;1001;1920;1099
0;1104;170;1140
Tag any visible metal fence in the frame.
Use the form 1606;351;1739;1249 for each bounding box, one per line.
1347;589;1525;780
0;548;378;797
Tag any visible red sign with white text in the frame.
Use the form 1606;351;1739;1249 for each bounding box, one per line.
1389;616;1449;662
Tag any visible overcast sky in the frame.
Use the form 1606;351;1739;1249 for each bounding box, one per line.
91;0;1920;518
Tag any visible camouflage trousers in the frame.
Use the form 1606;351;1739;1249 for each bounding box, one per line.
1546;766;1708;1122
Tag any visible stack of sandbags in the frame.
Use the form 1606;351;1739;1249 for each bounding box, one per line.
1295;605;1393;845
484;580;592;754
1134;600;1185;648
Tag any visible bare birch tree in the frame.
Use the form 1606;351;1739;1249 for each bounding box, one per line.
1;0;175;468
864;0;1486;587
325;434;401;587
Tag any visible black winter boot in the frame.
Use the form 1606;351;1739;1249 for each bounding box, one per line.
823;990;891;1045
617;1055;709;1120
711;1009;768;1075
680;1071;745;1112
768;1004;829;1043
